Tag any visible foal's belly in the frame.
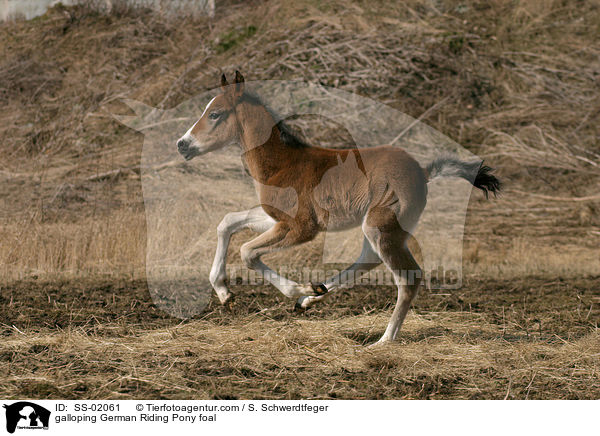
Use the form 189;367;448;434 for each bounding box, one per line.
322;212;364;232
312;174;371;232
314;199;368;232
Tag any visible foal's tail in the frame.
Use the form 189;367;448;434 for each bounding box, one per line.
425;154;502;198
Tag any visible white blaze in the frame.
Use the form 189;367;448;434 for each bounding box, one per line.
179;96;217;144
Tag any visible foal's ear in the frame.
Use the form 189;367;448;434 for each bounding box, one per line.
234;70;245;98
220;73;229;90
235;71;244;84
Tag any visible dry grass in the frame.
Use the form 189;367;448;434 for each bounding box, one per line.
0;0;598;281
0;0;599;399
0;209;145;281
4;315;600;399
1;277;598;399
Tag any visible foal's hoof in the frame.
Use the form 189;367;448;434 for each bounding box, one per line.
367;337;392;348
222;293;235;309
295;295;316;311
293;301;306;313
311;282;328;296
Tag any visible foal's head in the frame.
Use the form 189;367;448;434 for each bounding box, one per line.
177;71;249;160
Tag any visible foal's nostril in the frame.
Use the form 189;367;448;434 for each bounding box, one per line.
177;139;189;153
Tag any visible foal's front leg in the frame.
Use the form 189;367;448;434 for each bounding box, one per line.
209;208;275;304
240;222;320;298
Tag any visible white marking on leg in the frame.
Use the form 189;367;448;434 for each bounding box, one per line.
209;208;275;303
239;230;314;299
372;250;421;345
240;249;313;298
296;237;381;309
323;237;380;291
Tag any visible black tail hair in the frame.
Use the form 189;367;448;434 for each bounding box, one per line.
425;155;502;199
474;164;502;199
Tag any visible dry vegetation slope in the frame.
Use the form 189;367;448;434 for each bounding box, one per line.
0;0;599;399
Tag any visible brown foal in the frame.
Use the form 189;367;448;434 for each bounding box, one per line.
177;71;500;345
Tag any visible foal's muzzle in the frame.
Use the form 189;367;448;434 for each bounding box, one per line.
177;138;189;155
177;138;196;160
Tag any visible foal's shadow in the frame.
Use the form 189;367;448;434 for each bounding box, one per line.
344;326;534;346
343;327;452;346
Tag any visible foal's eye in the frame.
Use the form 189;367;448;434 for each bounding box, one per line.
208;112;221;120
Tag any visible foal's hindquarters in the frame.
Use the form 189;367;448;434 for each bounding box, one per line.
351;147;428;344
300;147;428;345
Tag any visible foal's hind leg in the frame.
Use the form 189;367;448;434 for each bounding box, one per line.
209;207;275;304
362;209;423;345
295;236;382;310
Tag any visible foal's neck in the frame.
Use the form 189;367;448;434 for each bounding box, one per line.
237;102;293;183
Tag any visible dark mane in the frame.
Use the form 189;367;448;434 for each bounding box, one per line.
241;92;310;149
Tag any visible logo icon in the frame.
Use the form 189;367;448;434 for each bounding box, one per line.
3;402;50;434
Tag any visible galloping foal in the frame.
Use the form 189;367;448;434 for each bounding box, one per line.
177;72;501;345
